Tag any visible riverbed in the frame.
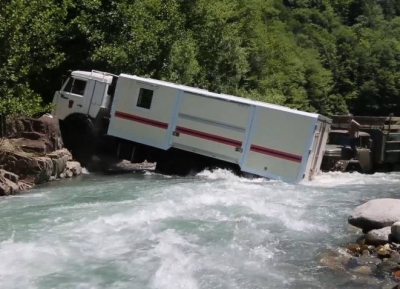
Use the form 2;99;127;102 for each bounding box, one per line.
1;170;399;289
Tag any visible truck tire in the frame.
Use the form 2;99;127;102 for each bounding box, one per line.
60;114;96;167
346;162;363;173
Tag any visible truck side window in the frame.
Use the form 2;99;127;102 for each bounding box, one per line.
137;88;153;109
63;78;87;96
71;79;87;96
63;78;73;93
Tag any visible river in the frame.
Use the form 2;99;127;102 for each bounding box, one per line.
0;169;400;289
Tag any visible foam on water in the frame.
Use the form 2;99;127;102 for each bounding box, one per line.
0;169;399;288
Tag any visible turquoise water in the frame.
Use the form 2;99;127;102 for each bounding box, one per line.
1;170;400;289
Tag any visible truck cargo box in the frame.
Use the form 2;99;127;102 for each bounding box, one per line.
107;74;331;183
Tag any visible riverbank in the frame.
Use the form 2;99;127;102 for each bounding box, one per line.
0;116;83;195
0;115;158;196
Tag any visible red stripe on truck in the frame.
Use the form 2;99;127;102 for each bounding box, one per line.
115;111;169;129
175;126;242;147
250;144;302;163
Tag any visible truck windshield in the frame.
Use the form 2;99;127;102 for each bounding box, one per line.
63;77;87;96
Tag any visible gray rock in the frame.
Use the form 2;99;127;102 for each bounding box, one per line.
392;222;400;243
66;161;82;176
0;169;19;183
348;198;400;232
46;149;72;161
50;156;68;178
0;176;19;196
6;179;19;195
34;157;53;184
352;265;373;275
365;226;391;246
377;260;400;275
389;251;400;264
65;170;73;178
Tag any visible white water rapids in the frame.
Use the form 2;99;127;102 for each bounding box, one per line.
1;170;400;289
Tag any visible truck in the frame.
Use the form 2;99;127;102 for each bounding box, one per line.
51;70;332;183
321;115;400;173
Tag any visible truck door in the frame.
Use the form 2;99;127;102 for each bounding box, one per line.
53;77;87;120
87;80;107;118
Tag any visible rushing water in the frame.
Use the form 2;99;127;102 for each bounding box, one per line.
1;170;400;289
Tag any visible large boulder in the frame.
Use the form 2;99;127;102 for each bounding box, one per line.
0;116;83;195
348;199;400;232
6;115;63;154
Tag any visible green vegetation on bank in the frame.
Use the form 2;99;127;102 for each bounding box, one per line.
1;0;400;117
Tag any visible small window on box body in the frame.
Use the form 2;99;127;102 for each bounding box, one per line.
137;88;154;109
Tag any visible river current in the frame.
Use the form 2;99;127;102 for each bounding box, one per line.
1;169;400;289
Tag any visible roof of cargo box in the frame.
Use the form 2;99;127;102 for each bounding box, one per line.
120;74;327;120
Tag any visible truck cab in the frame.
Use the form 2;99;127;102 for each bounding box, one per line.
321;130;373;173
51;70;118;166
52;70;116;121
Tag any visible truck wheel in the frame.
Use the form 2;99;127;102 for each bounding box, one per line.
61;114;95;167
346;163;363;174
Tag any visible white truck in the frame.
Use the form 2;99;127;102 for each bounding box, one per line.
52;70;332;183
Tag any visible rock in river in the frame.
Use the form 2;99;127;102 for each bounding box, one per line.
348;198;400;232
365;226;392;246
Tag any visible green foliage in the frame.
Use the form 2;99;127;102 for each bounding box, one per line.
1;0;400;117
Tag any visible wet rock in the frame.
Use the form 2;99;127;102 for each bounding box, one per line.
377;260;400;275
0;176;11;196
65;161;82;177
46;148;72;161
392;222;400;243
377;244;392;259
65;169;73;178
6;178;19;195
33;157;53;184
361;244;370;251
390;251;400;264
362;250;370;256
47;149;72;178
348;199;400;232
0;176;19;196
347;244;361;255
365;226;391;246
353;265;373;275
0;169;19;183
380;281;400;289
317;250;350;272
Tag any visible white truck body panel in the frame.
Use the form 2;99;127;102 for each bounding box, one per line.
107;74;332;183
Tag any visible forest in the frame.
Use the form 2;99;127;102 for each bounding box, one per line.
1;0;400;118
